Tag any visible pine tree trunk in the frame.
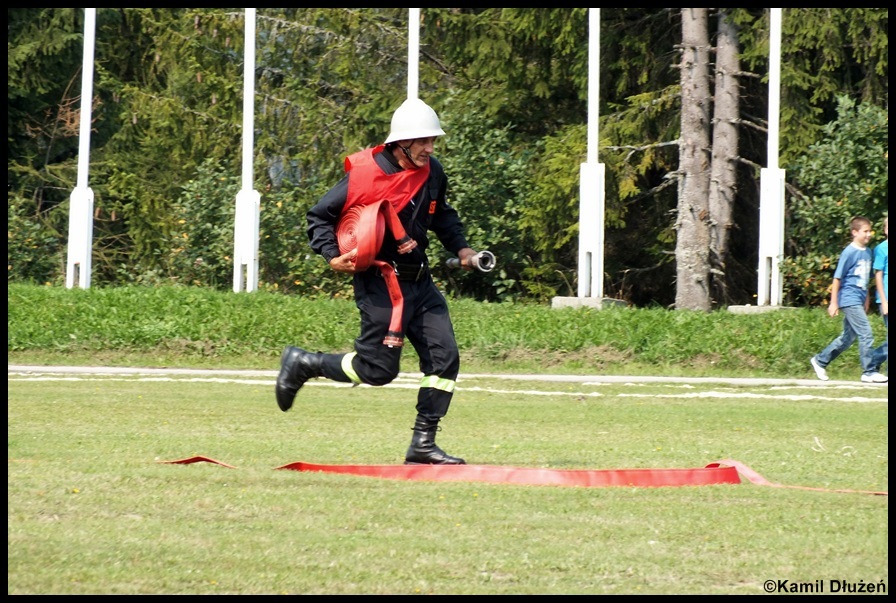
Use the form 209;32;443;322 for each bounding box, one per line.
675;8;712;311
708;8;741;305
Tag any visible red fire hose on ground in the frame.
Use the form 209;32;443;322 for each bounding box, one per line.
158;456;887;494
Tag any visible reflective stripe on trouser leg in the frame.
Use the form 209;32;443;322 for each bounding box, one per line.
415;375;455;422
340;352;362;384
420;375;455;392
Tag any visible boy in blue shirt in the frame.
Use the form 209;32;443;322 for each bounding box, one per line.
810;216;887;383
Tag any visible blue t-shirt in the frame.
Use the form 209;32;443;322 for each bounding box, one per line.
833;242;873;308
872;239;888;305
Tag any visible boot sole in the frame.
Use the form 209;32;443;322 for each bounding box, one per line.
403;460;467;466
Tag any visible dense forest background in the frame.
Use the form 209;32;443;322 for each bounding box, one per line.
7;8;889;309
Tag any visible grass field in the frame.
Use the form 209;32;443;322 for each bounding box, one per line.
7;367;888;595
7;282;890;381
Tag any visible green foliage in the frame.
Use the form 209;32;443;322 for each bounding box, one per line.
736;8;889;165
515;127;585;299
6;197;66;285
516;82;683;302
7;8;86;168
257;181;355;301
167;160;240;288
519;128;583;259
164;159;354;298
438;95;533;301
423;8;588;134
97;9;247;276
782;97;888;306
599;10;682;103
7;9;889;309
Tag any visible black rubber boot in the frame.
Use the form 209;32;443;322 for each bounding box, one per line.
404;421;466;465
275;346;323;412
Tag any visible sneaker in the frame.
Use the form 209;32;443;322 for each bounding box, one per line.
860;372;888;383
810;357;829;381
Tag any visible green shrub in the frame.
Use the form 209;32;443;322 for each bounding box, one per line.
784;97;888;306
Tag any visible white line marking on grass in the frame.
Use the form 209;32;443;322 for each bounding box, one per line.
8;374;885;402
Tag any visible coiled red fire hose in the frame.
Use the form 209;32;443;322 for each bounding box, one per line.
337;200;417;347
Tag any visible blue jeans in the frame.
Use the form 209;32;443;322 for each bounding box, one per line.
815;305;880;376
873;304;888;373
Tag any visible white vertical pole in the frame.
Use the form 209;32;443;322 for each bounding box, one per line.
577;8;605;300
766;9;782;175
407;8;420;100
757;8;785;306
66;8;97;289
233;7;260;293
586;8;599;168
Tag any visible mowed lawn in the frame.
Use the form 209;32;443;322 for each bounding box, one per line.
7;368;888;595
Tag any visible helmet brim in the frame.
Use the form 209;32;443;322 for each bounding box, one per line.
384;128;446;145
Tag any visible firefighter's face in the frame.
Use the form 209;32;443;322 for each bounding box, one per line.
397;137;436;168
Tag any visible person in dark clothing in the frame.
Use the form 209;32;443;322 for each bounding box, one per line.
276;97;482;465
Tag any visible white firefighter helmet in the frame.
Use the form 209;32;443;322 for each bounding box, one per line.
384;97;446;144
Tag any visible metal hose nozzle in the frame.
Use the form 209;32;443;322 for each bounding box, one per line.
446;250;496;273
